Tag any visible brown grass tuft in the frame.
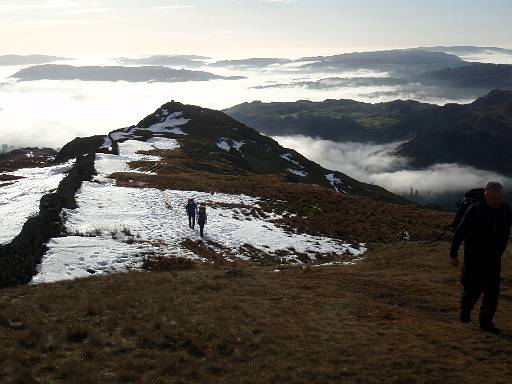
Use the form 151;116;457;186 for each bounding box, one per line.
142;254;197;272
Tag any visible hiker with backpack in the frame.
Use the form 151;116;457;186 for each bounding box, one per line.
197;205;208;238
450;182;511;334
185;198;198;229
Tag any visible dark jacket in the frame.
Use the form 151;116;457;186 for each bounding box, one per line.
197;209;207;225
186;202;197;216
450;200;511;267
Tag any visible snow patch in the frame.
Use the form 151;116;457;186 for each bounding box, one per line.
101;136;113;150
217;139;230;151
0;161;74;245
288;168;308;177
95;137;179;180
281;153;303;168
326;173;347;193
145;110;190;134
217;137;245;153
32;183;365;283
31;236;154;284
99;110;188;150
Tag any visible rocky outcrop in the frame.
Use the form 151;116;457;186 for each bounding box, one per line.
55;135;104;163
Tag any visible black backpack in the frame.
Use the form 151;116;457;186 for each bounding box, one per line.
451;188;485;230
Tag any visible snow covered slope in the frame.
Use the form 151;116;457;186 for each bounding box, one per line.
0;161;73;245
32;133;366;283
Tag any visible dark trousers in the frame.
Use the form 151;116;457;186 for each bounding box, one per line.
188;214;195;229
460;261;501;324
199;223;205;238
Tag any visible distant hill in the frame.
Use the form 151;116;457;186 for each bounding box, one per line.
418;63;512;89
10;64;245;83
225;90;512;177
0;147;57;173
419;45;512;56
296;49;466;76
396;90;512;175
224;98;435;143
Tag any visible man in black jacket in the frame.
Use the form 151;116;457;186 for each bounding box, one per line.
450;182;511;334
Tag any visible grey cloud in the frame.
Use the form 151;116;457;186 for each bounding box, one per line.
252;77;411;90
272;135;512;196
209;58;293;69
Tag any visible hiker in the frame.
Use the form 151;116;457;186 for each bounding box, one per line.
185;198;197;229
450;181;511;334
197;205;208;238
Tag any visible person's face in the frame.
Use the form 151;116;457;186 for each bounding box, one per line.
485;190;504;209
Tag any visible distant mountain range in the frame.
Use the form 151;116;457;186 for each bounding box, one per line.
225;90;512;177
4;48;512;96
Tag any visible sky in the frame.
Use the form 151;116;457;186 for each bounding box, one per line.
1;0;511;58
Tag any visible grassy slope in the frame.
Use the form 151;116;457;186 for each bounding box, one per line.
1;242;511;383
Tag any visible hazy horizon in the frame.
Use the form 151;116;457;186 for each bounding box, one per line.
1;1;512;58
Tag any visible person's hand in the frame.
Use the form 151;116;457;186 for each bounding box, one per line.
450;257;460;268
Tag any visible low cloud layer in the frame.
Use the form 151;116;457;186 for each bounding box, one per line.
273;135;512;196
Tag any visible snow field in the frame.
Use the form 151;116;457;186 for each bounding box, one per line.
0;161;74;245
